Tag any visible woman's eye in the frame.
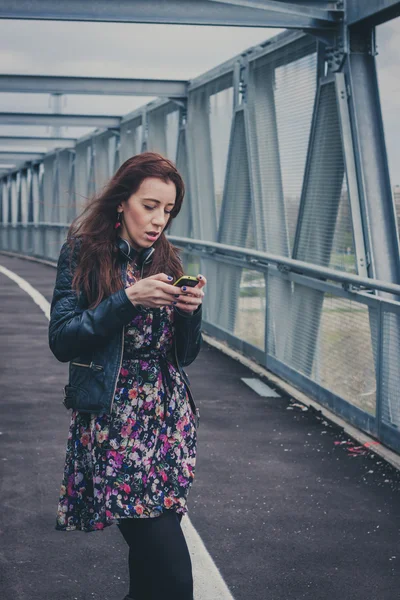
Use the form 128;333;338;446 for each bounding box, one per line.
144;205;172;214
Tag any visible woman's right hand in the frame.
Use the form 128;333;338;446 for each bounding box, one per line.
125;273;182;309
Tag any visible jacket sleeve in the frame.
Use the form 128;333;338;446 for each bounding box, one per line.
174;304;203;367
49;241;142;363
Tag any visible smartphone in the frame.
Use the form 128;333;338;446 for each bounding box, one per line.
173;275;198;288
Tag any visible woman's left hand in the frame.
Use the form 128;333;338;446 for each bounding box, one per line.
174;274;207;314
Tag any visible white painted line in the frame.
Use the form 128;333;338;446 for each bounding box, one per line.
182;518;234;599
0;261;235;600
241;377;280;397
0;264;50;319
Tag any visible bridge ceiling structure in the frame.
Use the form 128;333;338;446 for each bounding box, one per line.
0;1;341;29
2;0;400;457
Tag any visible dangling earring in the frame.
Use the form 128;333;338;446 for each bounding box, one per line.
115;211;122;230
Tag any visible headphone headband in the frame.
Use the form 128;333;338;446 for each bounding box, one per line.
116;237;155;268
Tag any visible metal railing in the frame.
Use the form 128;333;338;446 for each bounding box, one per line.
2;223;400;454
172;236;400;454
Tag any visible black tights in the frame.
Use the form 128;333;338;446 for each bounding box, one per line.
118;510;194;600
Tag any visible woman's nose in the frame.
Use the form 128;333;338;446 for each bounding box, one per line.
152;211;166;226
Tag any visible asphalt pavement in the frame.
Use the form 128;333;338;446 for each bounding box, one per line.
1;253;400;600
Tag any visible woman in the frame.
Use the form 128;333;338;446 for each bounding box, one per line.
49;152;206;600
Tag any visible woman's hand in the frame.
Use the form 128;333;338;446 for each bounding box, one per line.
125;273;186;309
173;274;207;314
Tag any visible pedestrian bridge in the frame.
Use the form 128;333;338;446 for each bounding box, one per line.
1;252;400;600
1;2;400;598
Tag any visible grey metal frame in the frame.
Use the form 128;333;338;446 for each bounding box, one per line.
0;113;122;128
2;5;400;454
0;74;188;97
0;0;343;29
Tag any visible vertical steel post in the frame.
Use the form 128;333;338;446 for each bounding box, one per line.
0;178;4;224
141;110;148;152
93;132;111;191
216;60;253;333
7;175;12;224
10;174;18;226
19;168;28;253
29;165;39;224
170;109;192;238
148;107;167;155
187;87;217;242
87;139;95;198
57;149;73;225
335;72;368;277
20;169;28;225
74;140;90;215
67;150;75;224
27;166;36;255
247;62;289;256
42;155;55;224
16;172;22;224
246;57;293;360
120;119;141;163
186;85;219;324
346;26;400;283
346;26;400;428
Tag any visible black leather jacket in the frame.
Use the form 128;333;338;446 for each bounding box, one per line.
48;240;202;423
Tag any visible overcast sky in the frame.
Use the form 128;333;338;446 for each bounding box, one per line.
0;16;398;186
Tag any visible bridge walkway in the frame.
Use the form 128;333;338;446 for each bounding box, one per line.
1;253;400;600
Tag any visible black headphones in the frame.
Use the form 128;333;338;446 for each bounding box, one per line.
116;236;155;268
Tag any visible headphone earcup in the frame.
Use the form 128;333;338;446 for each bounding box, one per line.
116;237;137;262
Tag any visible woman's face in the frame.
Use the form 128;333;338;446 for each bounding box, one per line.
117;177;176;250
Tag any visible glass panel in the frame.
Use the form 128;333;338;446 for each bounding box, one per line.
269;280;376;415
382;310;400;428
218;110;252;249
330;177;357;273
295;82;356;273
317;294;376;414
274;49;317;252
235;269;266;350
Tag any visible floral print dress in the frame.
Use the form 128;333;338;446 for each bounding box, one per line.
56;261;197;532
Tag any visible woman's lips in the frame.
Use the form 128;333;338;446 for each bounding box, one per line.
145;232;159;241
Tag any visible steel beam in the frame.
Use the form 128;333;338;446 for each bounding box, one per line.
0;75;188;98
0;136;76;150
0;152;44;162
347;0;400;26
0;0;339;29
0;112;122;128
207;0;338;23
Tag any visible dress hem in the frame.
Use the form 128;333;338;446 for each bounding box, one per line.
55;506;187;533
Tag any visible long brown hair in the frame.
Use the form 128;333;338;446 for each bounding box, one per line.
68;152;185;308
